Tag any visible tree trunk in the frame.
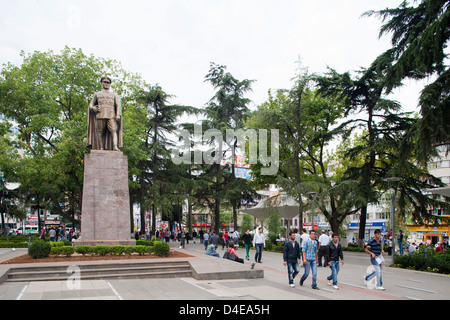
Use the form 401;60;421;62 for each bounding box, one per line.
358;205;368;247
214;199;220;234
152;203;156;236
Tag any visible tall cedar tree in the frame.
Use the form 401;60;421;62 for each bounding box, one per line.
365;0;450;164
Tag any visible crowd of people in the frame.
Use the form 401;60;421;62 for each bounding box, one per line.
39;226;78;242
144;225;448;291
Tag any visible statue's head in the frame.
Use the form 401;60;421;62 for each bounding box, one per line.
100;76;112;84
100;76;112;90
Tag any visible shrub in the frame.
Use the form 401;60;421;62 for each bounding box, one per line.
93;245;111;256
134;245;152;256
152;241;170;257
136;240;152;246
51;246;74;257
343;246;365;252
50;242;64;247
75;245;94;256
28;240;51;259
273;245;284;253
124;246;135;255
111;245;126;256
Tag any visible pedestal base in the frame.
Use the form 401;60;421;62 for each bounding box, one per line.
75;240;136;247
78;150;135;247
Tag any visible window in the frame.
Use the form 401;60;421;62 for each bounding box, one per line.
441;176;450;184
436;144;450;152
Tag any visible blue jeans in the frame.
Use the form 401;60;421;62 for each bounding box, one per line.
301;259;317;287
222;240;229;249
327;261;340;285
366;257;383;287
207;252;220;258
286;260;299;284
204;239;209;250
255;243;264;262
398;242;404;255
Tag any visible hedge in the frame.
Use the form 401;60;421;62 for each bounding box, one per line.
28;241;170;259
0;242;29;248
50;246;74;257
395;248;450;275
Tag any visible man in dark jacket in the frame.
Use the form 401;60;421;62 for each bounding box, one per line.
283;231;301;287
326;233;344;289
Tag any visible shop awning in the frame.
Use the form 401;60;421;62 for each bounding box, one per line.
426;186;450;197
238;194;302;220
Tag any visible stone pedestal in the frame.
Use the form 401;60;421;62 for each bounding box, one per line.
76;150;135;247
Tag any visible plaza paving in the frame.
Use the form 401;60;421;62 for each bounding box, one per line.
0;241;449;301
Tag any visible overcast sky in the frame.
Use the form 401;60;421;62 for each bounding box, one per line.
1;0;428;114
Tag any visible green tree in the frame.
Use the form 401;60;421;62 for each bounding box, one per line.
134;85;199;235
314;63;449;245
200;63;257;233
365;0;450;164
247;66;358;235
0;47;146;226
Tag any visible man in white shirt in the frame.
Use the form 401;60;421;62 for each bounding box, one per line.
300;228;309;266
408;242;417;254
318;230;331;267
253;227;266;263
294;229;302;248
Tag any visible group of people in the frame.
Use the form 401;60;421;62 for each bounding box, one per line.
283;229;344;290
283;228;388;291
204;227;266;269
40;227;77;242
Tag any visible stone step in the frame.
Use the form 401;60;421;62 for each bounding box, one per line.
8;260;189;273
6;261;192;282
6;270;194;282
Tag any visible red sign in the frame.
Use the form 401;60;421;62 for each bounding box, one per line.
192;223;211;227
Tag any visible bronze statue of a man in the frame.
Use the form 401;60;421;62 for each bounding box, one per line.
87;76;123;151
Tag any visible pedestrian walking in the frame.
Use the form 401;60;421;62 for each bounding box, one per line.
283;231;301;287
40;227;46;241
203;232;210;250
210;231;220;246
300;228;309;266
364;229;385;290
242;229;252;260
192;230;197;244
49;228;56;242
222;230;229;250
180;230;186;249
199;229;204;244
253;227;266;263
299;230;319;290
326;233;344;290
293;228;301;248
398;230;404;255
318;230;330;267
232;230;240;248
164;229;171;243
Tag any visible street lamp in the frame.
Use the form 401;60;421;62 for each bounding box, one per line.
1;182;20;239
383;177;402;265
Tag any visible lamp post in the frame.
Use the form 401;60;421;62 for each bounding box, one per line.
383;177;402;265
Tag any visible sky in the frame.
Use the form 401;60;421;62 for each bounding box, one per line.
1;0;429;115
